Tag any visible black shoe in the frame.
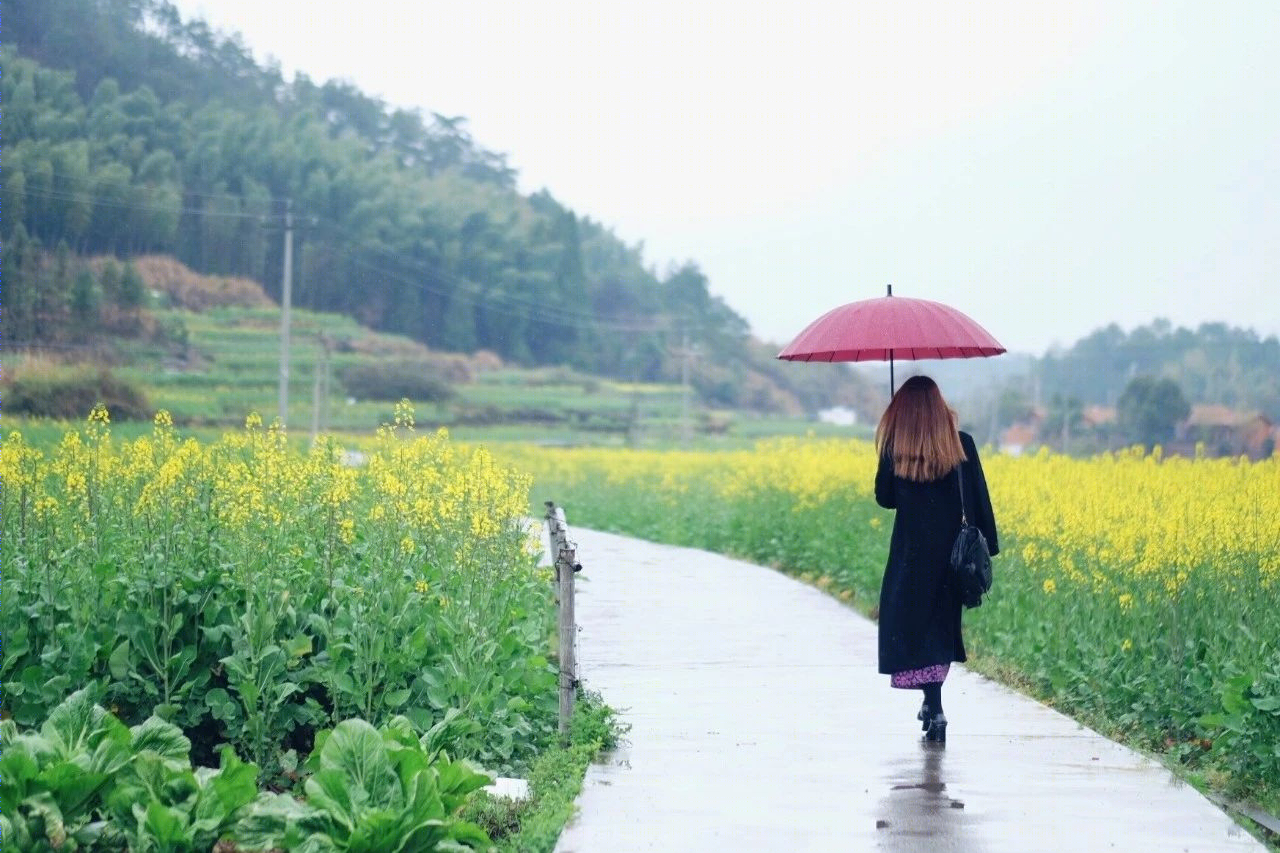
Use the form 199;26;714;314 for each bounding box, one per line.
918;702;931;732
924;713;947;743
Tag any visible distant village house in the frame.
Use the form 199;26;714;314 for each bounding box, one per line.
999;403;1276;459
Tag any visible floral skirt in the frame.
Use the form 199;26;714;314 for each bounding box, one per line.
890;663;950;689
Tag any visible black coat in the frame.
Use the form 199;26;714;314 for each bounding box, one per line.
874;431;999;675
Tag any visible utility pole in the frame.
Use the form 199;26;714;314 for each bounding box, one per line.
310;340;322;443
681;331;691;447
322;335;332;433
987;391;1000;447
311;333;333;443
278;199;294;427
674;330;699;448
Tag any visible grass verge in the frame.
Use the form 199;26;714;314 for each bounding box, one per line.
462;691;625;852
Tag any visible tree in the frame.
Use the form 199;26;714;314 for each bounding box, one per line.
3;225;38;341
1044;393;1084;452
100;259;123;305
118;261;146;310
71;266;101;333
1117;376;1190;448
439;291;477;353
996;386;1034;429
38;239;75;338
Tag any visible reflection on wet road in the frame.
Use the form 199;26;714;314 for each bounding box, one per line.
877;744;981;853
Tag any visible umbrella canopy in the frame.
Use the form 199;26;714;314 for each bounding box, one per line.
778;293;1005;362
777;286;1005;393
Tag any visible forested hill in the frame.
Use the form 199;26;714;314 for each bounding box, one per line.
2;0;870;413
1038;320;1280;417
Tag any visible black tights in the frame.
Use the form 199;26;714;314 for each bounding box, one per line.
922;683;943;716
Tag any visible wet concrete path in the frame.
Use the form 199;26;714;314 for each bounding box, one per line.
550;527;1265;853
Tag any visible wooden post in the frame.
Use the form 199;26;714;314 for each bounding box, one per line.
546;501;577;743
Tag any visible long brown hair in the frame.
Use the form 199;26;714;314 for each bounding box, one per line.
875;375;966;482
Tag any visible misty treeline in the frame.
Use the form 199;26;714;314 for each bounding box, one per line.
1;0;868;413
1038;320;1279;418
962;319;1280;452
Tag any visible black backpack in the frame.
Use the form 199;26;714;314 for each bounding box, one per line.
950;465;993;608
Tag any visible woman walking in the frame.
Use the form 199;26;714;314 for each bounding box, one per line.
874;376;998;743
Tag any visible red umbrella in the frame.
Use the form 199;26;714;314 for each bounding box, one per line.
777;285;1005;394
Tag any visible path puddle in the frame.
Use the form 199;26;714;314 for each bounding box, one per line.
876;742;978;851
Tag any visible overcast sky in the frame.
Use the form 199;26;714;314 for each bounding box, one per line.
170;0;1278;355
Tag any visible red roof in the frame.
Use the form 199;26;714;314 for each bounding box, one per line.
1185;405;1266;428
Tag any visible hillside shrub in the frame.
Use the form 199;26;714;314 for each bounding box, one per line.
124;255;273;310
3;366;151;420
339;360;456;402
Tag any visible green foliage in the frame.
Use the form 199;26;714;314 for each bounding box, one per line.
1118;375;1191;448
460;693;623;853
1198;662;1280;791
118;261;146;310
0;689;258;852
100;259;123;305
3;366;151;420
0;232;151;345
1042;393;1085;451
237;717;494;852
213;602;324;777
339;360;456;403
997;387;1034;427
0;691;504;852
2;420;560;787
71;268;101;330
0;408;617;850
1038;319;1280;420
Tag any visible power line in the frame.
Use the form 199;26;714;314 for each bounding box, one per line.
12;166;285;208
11;175;681;324
328;244;668;334
9;183;652;329
3;339;330;357
12;186;280;222
7;182;739;339
310;223;730;337
2;340;119;353
303;221;598;321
